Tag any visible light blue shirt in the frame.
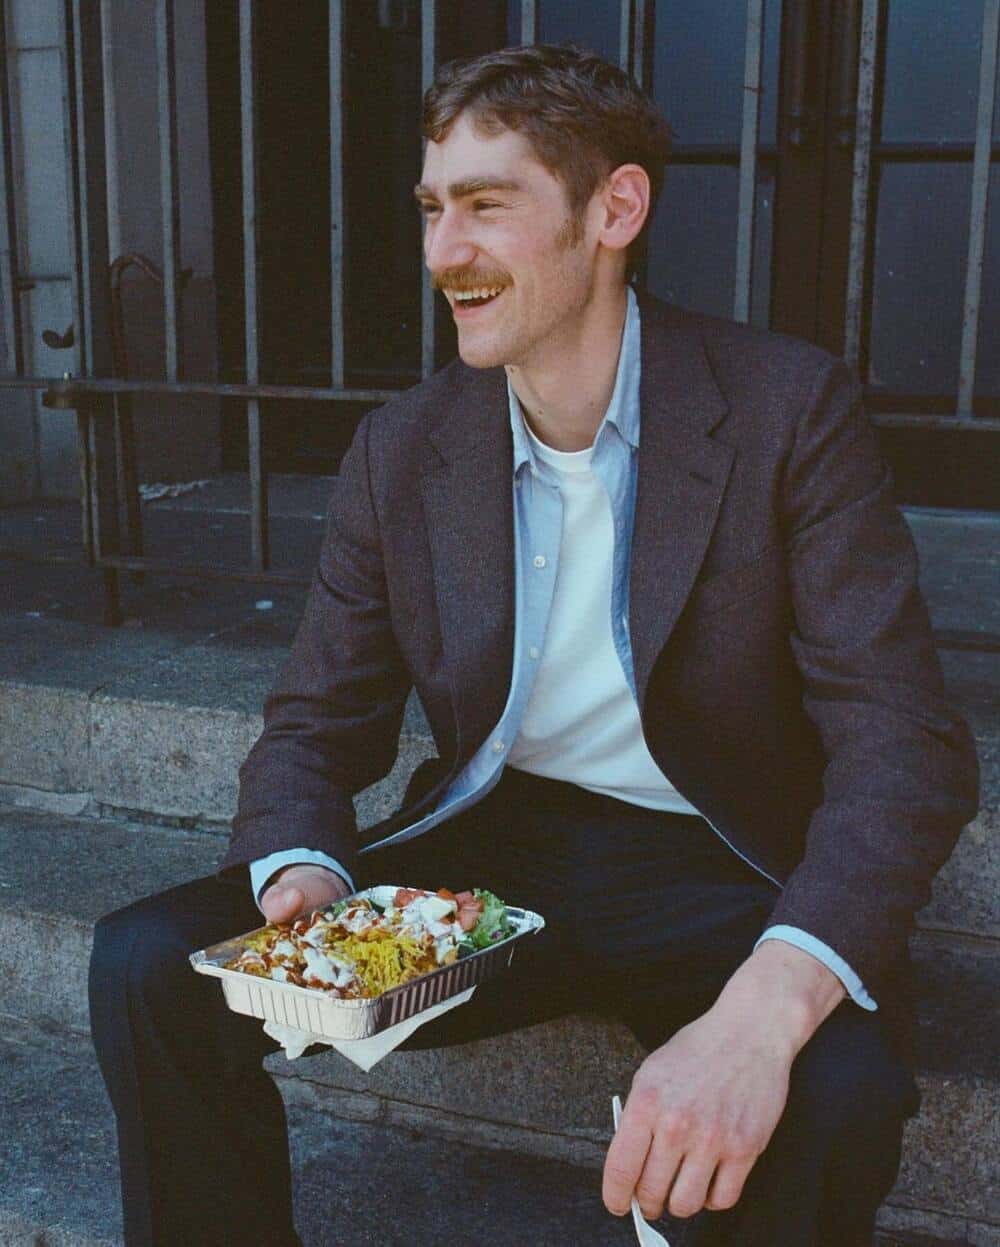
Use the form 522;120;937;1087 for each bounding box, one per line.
251;287;875;1011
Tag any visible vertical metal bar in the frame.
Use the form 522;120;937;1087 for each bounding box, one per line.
420;0;436;380
89;407;124;624
329;0;345;389
91;2;142;574
843;0;880;371
619;0;632;72
632;0;650;89
734;0;765;324
0;0;19;376
833;0;861;147
520;0;538;45
957;0;1000;417
76;409;94;563
239;0;268;571
99;0;121;265
72;1;122;622
155;0;181;381
61;3;83;375
69;1;93;559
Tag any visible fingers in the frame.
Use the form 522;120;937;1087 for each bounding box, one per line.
662;1151;716;1221
260;865;350;924
632;1128;683;1220
603;1099;759;1222
260;884;305;925
617;1147;756;1222
602;1108;653;1216
705;1156;756;1212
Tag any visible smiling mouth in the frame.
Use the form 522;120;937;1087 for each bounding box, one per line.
450;285;505;311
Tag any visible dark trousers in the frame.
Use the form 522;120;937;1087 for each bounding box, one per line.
89;769;917;1247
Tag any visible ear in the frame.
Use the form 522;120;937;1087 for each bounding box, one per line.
595;164;650;255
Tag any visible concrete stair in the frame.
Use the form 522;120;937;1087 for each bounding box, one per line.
0;1016;642;1247
3;804;995;1245
1;502;997;1245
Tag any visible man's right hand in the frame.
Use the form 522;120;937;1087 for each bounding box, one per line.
260;863;352;925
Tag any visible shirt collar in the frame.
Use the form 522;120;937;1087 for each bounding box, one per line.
508;284;641;475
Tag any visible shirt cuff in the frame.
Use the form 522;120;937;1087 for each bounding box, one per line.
755;925;878;1012
249;849;356;912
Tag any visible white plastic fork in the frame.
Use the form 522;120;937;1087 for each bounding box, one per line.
611;1095;672;1247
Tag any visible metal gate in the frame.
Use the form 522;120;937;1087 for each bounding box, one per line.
1;0;997;625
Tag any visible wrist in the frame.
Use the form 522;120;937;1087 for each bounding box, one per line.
714;941;845;1057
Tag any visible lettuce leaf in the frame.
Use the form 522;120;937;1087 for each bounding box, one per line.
459;888;515;954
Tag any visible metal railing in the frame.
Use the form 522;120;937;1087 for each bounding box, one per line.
959;0;1000;418
844;0;1000;426
0;0;997;629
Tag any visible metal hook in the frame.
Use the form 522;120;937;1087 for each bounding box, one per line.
42;324;75;350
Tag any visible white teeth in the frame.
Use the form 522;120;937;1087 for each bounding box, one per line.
454;286;503;302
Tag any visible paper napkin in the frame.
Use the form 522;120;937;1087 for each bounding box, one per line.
262;986;476;1071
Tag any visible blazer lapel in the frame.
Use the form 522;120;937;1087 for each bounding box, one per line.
630;299;734;709
419;365;515;760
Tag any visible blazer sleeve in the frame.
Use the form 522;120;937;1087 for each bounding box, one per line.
221;411;411;883
763;356;979;989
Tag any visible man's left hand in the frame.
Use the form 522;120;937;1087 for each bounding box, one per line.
602;942;845;1221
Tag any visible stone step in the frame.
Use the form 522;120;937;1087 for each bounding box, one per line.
0;1020;640;1247
2;506;996;1243
0;610;436;835
0;1026;986;1247
1;805;997;1243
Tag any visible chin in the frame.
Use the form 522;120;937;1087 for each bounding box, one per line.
456;336;509;370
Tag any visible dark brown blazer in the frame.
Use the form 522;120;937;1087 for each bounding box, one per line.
224;293;979;998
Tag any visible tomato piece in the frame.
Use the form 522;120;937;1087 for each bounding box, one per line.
457;897;485;931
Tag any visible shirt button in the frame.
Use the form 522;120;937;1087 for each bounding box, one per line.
533;554;547;569
529;646;540;660
492;740;506;753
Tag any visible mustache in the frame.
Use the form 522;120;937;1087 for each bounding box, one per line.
431;266;511;293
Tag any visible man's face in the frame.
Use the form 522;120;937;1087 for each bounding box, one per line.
416;113;599;370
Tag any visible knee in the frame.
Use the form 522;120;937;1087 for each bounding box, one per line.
90;899;193;1013
790;1008;917;1147
90;906;135;985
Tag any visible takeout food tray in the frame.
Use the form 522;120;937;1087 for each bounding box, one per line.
189;885;546;1040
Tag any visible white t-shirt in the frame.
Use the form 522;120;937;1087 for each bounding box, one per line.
508;428;698;816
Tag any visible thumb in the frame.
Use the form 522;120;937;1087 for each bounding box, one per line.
261;883;304;925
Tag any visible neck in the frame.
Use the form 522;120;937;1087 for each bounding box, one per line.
507;285;629;452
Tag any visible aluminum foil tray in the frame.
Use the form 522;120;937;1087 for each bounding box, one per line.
189;885;545;1040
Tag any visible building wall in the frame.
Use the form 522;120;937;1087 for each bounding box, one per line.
0;0;77;502
0;0;220;504
107;0;220;489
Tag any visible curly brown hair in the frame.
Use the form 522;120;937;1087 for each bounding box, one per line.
423;43;672;269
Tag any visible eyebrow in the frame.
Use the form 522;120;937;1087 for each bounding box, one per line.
413;177;525;202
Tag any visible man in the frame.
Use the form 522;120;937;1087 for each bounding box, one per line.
90;44;978;1247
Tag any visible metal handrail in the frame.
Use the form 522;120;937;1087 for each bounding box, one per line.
4;0;998;634
6;376;997;432
0;376;403;403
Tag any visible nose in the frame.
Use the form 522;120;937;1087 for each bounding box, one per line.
424;207;477;276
